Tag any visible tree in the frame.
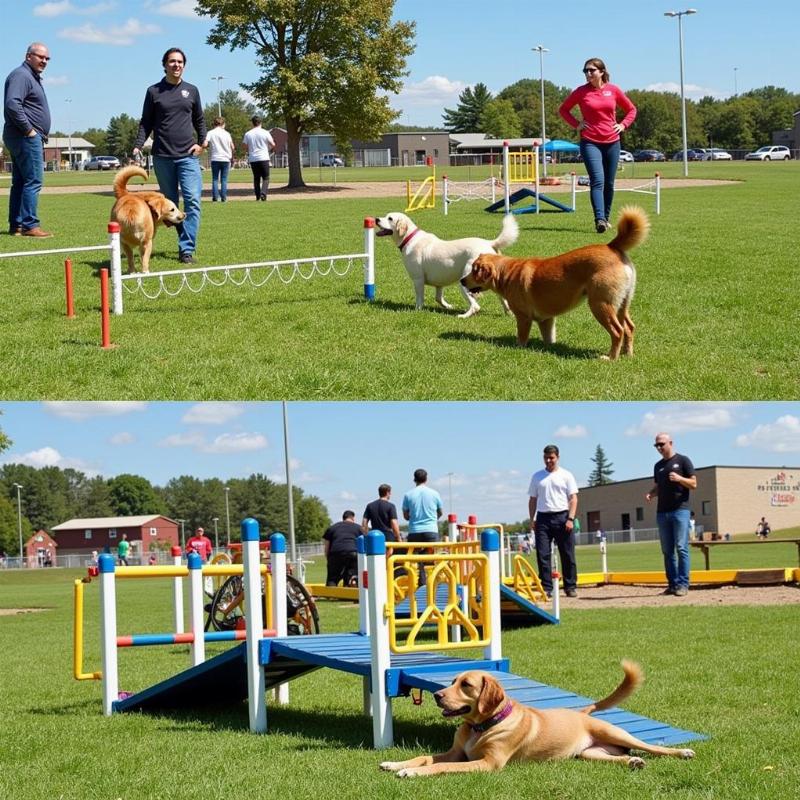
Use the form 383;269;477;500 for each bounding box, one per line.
480;99;522;139
442;83;493;132
77;127;108;154
0;412;10;454
108;474;167;517
203;88;262;158
0;494;32;556
499;79;575;141
106;114;139;161
587;445;615;487
197;0;415;188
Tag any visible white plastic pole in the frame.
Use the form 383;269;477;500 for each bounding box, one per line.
600;536;608;579
171;545;184;634
365;531;393;748
534;145;540;215
363;217;375;301
242;518;266;733
655;172;662;215
270;532;288;705
98;553;118;716
503;141;510;214
357;535;369;636
571;172;577;211
482;529;502;661
188;552;205;666
551;543;561;621
447;513;458;543
443;175;449;216
108;222;123;315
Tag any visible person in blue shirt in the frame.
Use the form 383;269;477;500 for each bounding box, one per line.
3;43;53;238
402;468;443;586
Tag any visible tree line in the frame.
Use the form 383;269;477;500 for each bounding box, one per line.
0;462;330;556
444;81;798;153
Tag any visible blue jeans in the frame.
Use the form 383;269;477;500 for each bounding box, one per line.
153;155;202;255
5;129;44;231
656;508;691;589
579;139;621;222
210;160;230;201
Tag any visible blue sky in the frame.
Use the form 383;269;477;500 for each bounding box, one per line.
3;1;796;134
2;402;799;525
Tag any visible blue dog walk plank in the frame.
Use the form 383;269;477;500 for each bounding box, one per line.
500;585;559;625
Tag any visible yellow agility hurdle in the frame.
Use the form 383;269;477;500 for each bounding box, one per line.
505;149;539;183
405;156;436;212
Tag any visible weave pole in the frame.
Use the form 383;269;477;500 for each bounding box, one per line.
100;269;111;349
65;258;74;318
363;217;375;300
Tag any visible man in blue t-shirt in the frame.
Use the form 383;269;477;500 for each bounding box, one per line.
402;469;443;585
645;432;697;597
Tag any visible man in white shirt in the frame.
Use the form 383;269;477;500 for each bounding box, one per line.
242;115;275;201
203;116;235;202
528;444;579;598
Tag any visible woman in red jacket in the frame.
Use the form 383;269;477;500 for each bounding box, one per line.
559;57;637;233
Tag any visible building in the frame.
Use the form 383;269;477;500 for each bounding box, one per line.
577;466;800;539
449;133;545;165
351;131;450;167
42;136;96;170
24;530;58;568
51;515;179;561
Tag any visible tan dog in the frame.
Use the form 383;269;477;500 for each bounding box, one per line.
380;663;695;777
461;206;649;359
110;165;185;273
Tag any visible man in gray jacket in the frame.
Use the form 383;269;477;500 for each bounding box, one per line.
3;42;52;238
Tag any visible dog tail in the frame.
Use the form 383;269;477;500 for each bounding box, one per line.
113;165;149;199
608;206;650;253
580;660;643;715
491;214;519;252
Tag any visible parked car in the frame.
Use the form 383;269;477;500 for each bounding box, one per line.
319;153;344;167
702;148;732;161
744;145;792;161
84;155;120;170
633;149;665;162
671;149;704;161
619;150;634;162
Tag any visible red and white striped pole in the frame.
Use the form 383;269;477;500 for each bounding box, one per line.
172;545;184;634
65;258;74;318
363;217;375;301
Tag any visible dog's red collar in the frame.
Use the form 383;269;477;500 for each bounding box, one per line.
398;228;420;251
469;701;514;734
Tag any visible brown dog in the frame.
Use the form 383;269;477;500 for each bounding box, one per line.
110;165;185;273
380;663;695;777
461;206;650;360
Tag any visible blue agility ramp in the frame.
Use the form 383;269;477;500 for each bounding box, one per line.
486;188;574;215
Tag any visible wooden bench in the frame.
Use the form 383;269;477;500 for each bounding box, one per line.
689;538;800;571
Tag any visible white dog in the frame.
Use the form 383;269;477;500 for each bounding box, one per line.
375;212;518;318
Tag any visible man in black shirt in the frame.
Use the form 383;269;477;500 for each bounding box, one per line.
645;432;697;597
323;510;363;586
133;47;206;265
361;484;400;542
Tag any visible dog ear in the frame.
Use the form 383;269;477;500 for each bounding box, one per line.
394;215;409;239
146;197;164;221
472;257;494;284
477;674;505;716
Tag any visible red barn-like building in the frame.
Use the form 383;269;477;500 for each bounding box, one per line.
51;515;179;562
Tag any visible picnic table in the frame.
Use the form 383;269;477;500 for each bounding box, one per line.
690;538;800;571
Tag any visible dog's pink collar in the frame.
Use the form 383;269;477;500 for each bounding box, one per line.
398;228;420;251
469;701;514;734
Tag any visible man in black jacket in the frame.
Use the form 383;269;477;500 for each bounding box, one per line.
323;510;363;587
133;47;206;264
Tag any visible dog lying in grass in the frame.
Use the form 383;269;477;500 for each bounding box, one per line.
380;662;695;777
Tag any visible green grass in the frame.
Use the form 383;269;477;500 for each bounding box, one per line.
0;161;797;399
1;564;797;800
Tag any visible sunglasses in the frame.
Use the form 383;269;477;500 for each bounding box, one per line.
583;67;599;74
654;442;670;448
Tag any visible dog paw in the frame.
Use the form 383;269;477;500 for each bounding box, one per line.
628;757;645;770
379;761;400;772
396;768;420;778
679;749;695;759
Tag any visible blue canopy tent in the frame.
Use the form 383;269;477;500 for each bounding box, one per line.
543;139;580;152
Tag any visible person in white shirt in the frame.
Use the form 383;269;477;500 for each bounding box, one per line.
528;444;579;597
203;116;235;202
242;115;275;201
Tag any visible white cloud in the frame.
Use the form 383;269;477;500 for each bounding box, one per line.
109;431;134;445
625;404;740;437
58;18;161;45
339;491;356;501
735;415;800;453
645;81;724;100
146;0;201;18
158;431;206;448
3;446;98;475
203;432;268;454
43;401;147;420
553;424;588;439
43;75;69;86
182;403;246;425
395;75;468;108
34;1;116;16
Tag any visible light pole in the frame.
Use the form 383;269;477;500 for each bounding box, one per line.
212;76;224;116
665;9;697;178
212;517;219;550
177;519;186;549
733;66;738;96
447;472;454;514
224;486;231;546
13;483;23;567
532;45;549;177
64;98;72;170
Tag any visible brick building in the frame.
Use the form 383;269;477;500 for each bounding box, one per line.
51;515;179;561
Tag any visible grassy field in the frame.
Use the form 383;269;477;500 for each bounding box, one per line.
1;552;798;800
0;161;797;400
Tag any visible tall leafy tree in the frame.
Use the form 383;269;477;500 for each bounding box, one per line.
197;0;415;187
105;113;139;160
587;445;615;487
0;412;10;454
108;473;167;517
77;126;108;154
480;99;522;139
499;78;575;141
442;83;493;132
0;494;33;555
